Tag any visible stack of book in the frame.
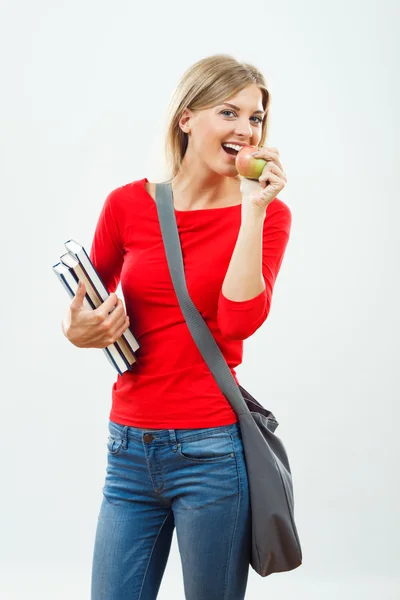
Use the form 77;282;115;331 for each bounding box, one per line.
53;239;140;375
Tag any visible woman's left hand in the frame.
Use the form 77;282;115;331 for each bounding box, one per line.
239;147;287;211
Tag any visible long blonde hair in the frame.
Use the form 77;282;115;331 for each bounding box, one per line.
164;54;270;179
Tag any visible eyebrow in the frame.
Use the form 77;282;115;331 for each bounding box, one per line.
221;102;265;116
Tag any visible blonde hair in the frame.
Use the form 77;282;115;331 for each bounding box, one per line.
164;54;270;179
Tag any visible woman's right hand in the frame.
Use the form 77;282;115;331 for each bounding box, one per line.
62;280;131;349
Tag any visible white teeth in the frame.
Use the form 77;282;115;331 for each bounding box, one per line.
222;143;242;152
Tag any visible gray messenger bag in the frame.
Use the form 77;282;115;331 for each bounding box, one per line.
154;181;303;577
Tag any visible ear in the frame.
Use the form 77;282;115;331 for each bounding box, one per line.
178;108;194;133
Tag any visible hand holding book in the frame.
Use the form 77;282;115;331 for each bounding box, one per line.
63;280;131;349
53;239;140;374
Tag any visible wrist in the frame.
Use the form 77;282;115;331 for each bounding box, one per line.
241;202;267;224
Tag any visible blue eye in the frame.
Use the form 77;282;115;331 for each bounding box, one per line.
221;110;235;117
220;110;263;124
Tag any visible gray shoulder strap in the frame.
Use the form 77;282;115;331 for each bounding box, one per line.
154;181;249;416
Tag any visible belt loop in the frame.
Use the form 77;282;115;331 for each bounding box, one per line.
168;429;177;445
122;425;129;449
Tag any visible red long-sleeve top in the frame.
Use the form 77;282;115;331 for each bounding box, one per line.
89;177;291;429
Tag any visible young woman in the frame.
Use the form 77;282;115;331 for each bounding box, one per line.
63;53;291;600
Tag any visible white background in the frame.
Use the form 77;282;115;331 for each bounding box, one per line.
1;0;399;598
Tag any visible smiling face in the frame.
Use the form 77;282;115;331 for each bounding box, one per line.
178;84;265;178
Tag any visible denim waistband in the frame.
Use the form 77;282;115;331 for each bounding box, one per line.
108;419;242;446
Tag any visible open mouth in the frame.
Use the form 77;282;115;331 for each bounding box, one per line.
221;144;239;158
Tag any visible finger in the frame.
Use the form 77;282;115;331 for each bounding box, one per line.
266;154;284;172
114;317;131;342
259;163;287;183
103;292;119;312
96;299;120;324
109;314;128;341
99;295;121;318
111;309;130;334
70;281;87;310
110;298;124;316
101;309;126;342
106;300;124;324
253;148;284;172
259;171;285;192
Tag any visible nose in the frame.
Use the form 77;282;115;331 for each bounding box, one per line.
233;117;253;141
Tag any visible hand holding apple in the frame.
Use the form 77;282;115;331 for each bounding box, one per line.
236;145;287;211
235;145;267;179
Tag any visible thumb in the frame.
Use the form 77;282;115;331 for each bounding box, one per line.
72;280;86;307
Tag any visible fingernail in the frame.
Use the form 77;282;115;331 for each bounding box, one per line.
251;152;260;156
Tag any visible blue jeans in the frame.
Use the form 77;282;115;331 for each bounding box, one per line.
91;419;252;599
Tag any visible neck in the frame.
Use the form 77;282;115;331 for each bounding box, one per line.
171;152;240;210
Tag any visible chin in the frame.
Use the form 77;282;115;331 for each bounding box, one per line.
211;163;238;178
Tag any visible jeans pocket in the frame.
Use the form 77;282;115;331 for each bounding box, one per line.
106;421;125;455
107;435;123;455
178;432;234;463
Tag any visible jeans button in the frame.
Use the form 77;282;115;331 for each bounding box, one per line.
143;433;154;443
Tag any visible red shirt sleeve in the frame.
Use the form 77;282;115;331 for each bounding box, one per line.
217;199;292;340
89;187;125;293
